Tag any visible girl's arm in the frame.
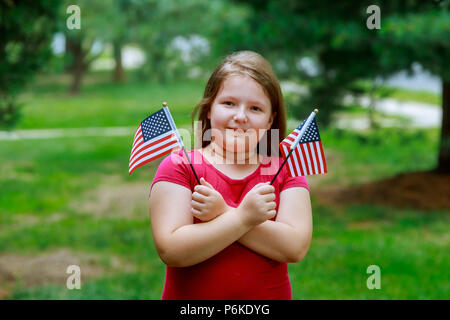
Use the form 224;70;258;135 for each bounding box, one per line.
149;181;275;268
237;187;312;263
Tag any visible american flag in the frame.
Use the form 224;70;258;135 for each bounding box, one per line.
129;107;181;175
279;118;327;177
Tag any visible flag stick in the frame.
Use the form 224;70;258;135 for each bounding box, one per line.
270;148;294;185
163;102;201;185
270;109;319;185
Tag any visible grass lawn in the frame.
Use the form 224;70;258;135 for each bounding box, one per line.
0;74;448;299
375;86;441;106
356;80;441;106
15;73;205;129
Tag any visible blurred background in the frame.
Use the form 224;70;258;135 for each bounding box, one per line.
0;0;448;299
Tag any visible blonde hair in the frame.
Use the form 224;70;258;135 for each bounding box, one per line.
192;51;286;156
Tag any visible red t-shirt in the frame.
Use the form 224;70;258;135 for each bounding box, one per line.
150;148;310;300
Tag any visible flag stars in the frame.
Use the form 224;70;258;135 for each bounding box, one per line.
140;108;174;142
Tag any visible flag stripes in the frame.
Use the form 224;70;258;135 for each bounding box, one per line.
128;107;181;175
279;118;327;177
129;135;179;174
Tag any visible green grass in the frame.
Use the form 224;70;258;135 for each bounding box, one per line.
15;73;204;129
375;86;441;106
290;205;449;299
355;80;441;106
1;74;448;299
316;127;440;185
8;205;448;300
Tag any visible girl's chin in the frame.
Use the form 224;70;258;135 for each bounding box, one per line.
224;141;258;153
211;135;260;153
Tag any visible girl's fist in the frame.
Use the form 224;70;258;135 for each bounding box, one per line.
237;182;276;227
191;177;229;222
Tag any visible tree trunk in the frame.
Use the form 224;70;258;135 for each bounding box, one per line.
436;80;450;174
368;81;379;130
64;35;72;73
113;40;125;83
66;37;86;95
70;64;84;95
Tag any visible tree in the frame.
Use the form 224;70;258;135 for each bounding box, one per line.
61;0;239;91
0;0;60;128
222;0;450;173
62;0;118;94
131;0;249;83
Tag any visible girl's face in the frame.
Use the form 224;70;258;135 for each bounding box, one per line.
207;75;276;156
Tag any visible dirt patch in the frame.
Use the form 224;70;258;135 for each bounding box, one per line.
73;181;149;219
0;213;63;233
315;170;450;211
0;248;133;299
347;220;379;230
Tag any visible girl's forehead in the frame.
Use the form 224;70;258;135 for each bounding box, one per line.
220;74;260;89
216;75;270;103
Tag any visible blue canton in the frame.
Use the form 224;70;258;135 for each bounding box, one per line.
295;118;321;143
140;108;173;142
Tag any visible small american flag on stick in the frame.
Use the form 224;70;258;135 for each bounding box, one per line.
279;110;327;177
129;105;181;175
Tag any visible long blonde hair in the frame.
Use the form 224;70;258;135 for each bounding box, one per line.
191;51;286;156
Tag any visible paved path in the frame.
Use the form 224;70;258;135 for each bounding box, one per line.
0;97;442;140
281;81;441;130
335;96;441;129
0;126;136;140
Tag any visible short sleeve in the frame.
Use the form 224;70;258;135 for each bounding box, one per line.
279;162;310;193
150;150;192;194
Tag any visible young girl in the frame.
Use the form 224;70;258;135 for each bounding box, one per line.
149;51;312;300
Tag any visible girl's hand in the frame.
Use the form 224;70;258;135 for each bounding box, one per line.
191;177;230;222
237;182;276;228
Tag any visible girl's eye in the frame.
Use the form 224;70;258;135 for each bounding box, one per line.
224;101;233;106
251;106;261;111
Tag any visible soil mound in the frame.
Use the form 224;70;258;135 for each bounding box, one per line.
316;170;450;210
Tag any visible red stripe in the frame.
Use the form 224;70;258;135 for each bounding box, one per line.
280;143;297;177
294;146;305;176
133;130;143;146
305;143;318;174
132;127;142;147
287;150;297;177
280;145;291;175
131;135;144;156
129;147;176;175
132;125;141;143
299;144;312;175
286;134;296;144
310;142;319;174
129;137;177;169
286;150;298;177
130;133;174;162
312;141;322;173
280;143;288;158
318;141;327;173
129;138;177;169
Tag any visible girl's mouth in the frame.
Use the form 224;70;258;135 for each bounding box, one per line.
227;128;246;134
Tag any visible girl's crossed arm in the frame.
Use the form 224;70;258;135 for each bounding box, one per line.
192;178;312;263
238;187;312;263
150;180;276;267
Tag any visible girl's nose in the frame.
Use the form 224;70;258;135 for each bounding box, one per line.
233;105;248;122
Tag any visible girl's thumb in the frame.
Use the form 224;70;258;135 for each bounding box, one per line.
200;177;213;188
